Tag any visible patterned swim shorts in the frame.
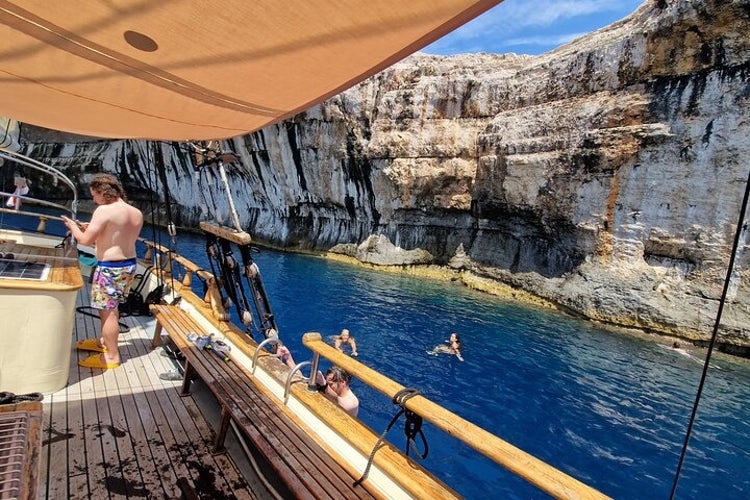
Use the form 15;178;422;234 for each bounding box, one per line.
91;258;137;310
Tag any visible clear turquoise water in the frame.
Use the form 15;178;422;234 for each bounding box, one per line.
163;230;749;500
12;214;749;499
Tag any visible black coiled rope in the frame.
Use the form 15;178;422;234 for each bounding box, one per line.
0;391;43;404
353;388;429;488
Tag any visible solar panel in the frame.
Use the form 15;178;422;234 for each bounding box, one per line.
0;259;50;280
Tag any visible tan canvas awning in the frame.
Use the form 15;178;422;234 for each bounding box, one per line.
0;1;501;141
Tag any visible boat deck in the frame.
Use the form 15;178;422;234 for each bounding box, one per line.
38;283;259;499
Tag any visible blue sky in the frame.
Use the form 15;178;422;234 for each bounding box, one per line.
423;0;646;55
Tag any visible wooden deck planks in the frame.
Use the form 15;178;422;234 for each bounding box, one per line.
38;283;257;499
145;329;255;498
119;315;237;498
117;317;184;499
151;304;375;499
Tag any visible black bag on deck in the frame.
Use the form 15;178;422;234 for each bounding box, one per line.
119;266;161;316
120;288;150;316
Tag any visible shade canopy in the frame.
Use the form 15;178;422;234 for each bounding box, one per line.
0;1;501;141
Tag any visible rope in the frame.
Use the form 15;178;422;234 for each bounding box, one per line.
141;140;171;306
670;165;750;498
353;388;426;488
404;409;429;460
229;420;286;500
153;142;179;296
239;244;276;336
194;157;217;226
0;391;43;404
144;140;161;259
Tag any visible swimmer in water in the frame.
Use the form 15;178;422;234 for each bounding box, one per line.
427;333;464;361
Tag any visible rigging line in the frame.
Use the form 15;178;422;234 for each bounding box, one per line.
219;238;254;325
353;388;422;487
190;142;220;224
205;235;234;316
143;140;167;300
153;141;179;293
164;142;183;287
669;165;750;500
228;420;285;500
206;234;256;334
144;140;160;259
199;167;215;222
210;145;243;232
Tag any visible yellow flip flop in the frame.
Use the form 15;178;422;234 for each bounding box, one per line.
76;338;106;353
78;354;120;370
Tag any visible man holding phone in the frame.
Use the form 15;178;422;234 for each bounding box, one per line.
62;173;143;369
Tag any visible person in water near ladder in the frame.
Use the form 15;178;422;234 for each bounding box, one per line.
428;333;464;361
62;173;143;369
334;328;358;356
321;366;359;417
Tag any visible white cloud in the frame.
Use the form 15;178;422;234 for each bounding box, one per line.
423;0;643;55
498;0;631;29
503;32;589;48
447;0;630;41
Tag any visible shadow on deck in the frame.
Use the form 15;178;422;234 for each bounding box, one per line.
38;286;266;499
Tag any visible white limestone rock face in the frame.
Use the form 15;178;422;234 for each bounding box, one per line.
330;235;433;266
20;0;750;350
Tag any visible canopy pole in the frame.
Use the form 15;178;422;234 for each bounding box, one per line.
216;156;243;232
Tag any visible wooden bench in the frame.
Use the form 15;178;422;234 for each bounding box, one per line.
150;304;376;499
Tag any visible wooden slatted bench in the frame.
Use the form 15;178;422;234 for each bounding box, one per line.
0;400;43;500
150;304;376;499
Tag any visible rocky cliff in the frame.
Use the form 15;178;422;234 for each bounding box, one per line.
17;0;750;352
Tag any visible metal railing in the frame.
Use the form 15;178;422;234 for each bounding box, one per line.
0;149;78;216
0;148;79;227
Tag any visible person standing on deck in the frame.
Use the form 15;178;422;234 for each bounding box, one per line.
5;174;29;209
61;173;143;369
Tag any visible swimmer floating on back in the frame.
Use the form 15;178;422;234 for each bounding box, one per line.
427;333;464;361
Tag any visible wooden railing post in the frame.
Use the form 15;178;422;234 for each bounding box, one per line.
205;277;230;321
36;216;48;233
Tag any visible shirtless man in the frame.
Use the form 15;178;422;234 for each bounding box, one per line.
322;366;359;417
62;173;143;369
334;328;358;357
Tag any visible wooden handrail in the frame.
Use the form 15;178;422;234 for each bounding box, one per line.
199;221;252;245
138;237;213;281
138;238;230;321
302;332;610;500
0;207;66;223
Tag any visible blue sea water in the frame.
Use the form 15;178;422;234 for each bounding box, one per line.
7;213;749;499
158;228;750;500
